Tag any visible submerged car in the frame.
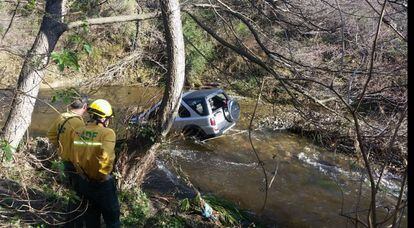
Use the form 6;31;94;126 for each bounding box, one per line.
130;88;240;139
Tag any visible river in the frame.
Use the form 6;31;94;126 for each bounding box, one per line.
2;86;406;227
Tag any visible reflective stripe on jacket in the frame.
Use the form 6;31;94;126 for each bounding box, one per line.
47;112;84;162
72;123;116;182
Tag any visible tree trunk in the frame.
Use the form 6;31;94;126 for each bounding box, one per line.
117;0;185;190
157;0;186;137
1;0;67;150
117;143;161;190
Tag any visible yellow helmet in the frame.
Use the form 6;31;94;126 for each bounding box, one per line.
88;99;113;118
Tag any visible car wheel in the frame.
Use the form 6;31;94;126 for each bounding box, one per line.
223;99;240;122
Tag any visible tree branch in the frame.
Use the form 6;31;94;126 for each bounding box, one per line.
66;12;160;30
248;77;269;213
1;0;20;41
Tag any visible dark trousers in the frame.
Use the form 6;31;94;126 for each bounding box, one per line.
63;161;85;228
77;175;121;228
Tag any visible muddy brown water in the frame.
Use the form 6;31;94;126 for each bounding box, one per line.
1;86;406;227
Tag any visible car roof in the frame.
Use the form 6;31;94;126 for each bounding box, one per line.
182;88;224;100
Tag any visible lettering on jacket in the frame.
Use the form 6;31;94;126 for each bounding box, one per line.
80;130;98;141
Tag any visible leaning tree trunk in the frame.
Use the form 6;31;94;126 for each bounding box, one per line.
1;0;67;150
157;0;186;137
118;0;185;190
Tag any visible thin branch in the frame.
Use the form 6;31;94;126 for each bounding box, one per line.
389;168;407;227
267;160;279;189
355;0;389;114
351;11;389;226
374;169;407;226
248;77;268;213
66;12;160;30
355;172;367;228
1;0;21;41
351;112;376;227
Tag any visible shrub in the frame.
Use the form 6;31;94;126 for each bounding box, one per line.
120;189;151;227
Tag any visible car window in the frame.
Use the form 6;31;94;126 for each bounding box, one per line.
184;98;208;116
209;93;227;112
178;105;191;118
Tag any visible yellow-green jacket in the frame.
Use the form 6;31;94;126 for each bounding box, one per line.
72;123;116;182
47;111;84;162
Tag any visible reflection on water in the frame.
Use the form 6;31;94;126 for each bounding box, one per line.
9;86;406;227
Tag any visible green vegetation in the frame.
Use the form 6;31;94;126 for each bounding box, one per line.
145;213;187;228
120;189;151;227
23;0;36;12
135;124;157;144
183;14;215;87
51;30;94;72
203;194;249;226
232;75;260;97
234;21;250;37
179;194;254;227
0;140;13;162
50;160;66;180
51;50;81;71
179;198;191;212
50;87;82;104
18;0;37;16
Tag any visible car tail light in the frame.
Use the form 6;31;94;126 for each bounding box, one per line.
210;117;216;126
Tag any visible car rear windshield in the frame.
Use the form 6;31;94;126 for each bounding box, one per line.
183;98;208;116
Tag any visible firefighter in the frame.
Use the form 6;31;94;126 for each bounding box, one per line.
47;96;88;228
72;99;120;227
47;97;88;181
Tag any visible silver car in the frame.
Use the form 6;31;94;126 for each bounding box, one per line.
131;88;240;139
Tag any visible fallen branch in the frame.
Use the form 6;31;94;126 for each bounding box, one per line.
66;12;160;30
